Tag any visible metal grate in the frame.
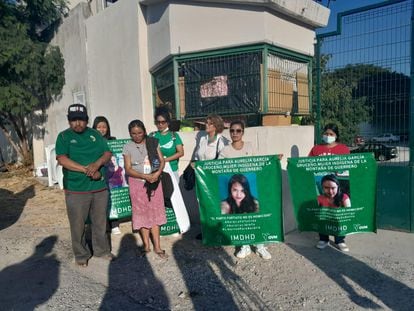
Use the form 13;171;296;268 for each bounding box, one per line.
317;0;411;165
267;53;309;115
178;52;262;118
153;65;176;118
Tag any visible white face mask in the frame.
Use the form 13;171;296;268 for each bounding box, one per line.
322;135;336;144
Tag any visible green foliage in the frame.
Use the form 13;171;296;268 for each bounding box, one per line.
0;0;67;165
309;55;383;145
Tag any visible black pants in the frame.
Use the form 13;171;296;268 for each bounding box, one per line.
319;234;345;244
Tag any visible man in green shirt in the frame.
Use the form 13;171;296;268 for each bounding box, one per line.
56;104;114;266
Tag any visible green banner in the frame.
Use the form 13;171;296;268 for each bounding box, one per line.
287;153;377;236
196;155;283;246
160;208;180;235
107;139;132;220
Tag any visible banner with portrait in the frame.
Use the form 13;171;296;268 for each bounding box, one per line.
287;153;377;236
107;139;132;220
196;155;283;246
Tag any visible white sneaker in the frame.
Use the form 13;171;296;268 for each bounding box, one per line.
316;240;329;249
236;245;252;259
336;242;349;252
256;246;272;260
111;227;121;235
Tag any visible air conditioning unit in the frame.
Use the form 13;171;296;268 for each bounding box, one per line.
72;91;86;106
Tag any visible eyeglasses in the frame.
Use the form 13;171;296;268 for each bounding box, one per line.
230;129;243;134
155;120;167;125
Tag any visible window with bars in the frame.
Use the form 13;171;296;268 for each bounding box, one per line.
152;46;311;121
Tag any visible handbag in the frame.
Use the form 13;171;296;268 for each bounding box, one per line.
183;163;195;190
161;172;174;208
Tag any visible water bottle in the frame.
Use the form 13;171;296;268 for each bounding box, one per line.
143;156;151;174
152;158;160;172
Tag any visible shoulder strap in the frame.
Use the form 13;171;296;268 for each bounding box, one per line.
215;137;221;160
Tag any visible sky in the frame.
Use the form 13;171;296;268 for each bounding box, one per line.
315;0;411;75
317;0;390;33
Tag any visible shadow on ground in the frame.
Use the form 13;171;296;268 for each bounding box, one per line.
172;228;271;311
288;237;414;311
0;185;35;231
100;233;169;310
0;236;60;309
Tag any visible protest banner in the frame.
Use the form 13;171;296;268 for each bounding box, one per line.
107;140;190;235
287;153;377;236
107;139;132;220
160;163;191;235
196;155;283;246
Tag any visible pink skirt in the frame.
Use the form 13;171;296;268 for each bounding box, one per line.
128;177;167;230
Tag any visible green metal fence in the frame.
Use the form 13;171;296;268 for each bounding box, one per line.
316;0;411;165
316;0;413;231
152;44;312;123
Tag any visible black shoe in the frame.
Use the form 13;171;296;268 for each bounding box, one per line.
195;233;202;240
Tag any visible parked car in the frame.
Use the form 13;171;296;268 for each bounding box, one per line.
371;133;399;143
351;143;398;161
354;135;365;145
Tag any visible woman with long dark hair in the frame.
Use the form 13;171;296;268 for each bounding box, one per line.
309;123;351;252
221;174;259;214
218;120;271;260
123;119;168;258
92;116;115;140
92;116;122;234
151;106;184;181
318;174;351;208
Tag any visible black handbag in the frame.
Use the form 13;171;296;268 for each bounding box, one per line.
161;172;174;208
183;163;195;190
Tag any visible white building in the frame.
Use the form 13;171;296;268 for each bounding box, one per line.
33;0;329;167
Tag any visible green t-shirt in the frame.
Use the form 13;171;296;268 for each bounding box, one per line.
150;131;183;172
55;127;110;192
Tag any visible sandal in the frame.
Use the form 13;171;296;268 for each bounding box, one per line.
154;250;168;259
76;261;88;267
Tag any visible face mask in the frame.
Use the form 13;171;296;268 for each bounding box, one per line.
322;135;336;144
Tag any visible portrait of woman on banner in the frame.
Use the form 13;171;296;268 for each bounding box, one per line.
317;174;351;208
221;174;259;215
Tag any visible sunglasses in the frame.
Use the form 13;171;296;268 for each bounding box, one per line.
155;120;167;125
230;129;243;134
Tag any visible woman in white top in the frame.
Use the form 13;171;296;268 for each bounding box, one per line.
193;114;226;162
192;114;226;240
219;120;272;260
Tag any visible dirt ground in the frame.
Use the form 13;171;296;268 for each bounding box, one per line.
0;169;414;310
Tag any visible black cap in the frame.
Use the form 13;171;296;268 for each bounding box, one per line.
67;104;88;121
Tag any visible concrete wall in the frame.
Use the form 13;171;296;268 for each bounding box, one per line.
32;3;92;168
147;2;318;69
177;125;314;233
85;0;154;138
34;0;322;171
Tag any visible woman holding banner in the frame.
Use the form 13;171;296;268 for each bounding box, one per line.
150;107;184;181
93;116;123;235
309;123;350;252
192;114;226;240
219;120;272;260
123;120;168;258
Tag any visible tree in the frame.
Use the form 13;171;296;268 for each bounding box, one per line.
0;0;67;165
306;55;374;145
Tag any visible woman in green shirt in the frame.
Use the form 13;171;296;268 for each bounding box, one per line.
151;107;184;181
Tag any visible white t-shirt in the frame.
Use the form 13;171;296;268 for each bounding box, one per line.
219;141;254;158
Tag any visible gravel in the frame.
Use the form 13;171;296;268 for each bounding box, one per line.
0;172;413;310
